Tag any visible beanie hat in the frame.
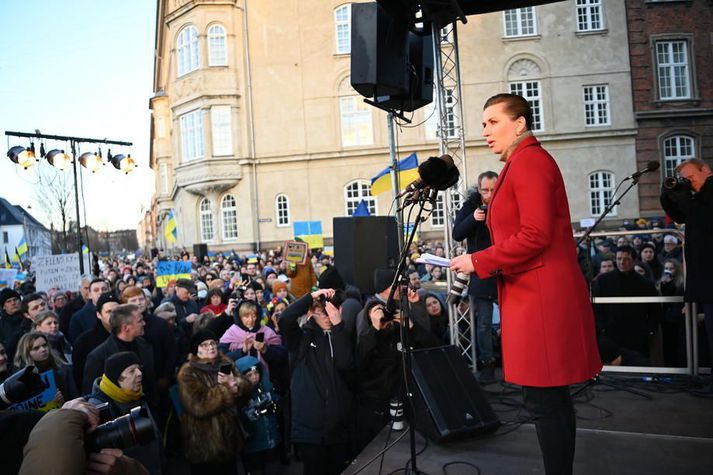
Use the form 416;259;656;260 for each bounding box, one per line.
373;269;396;294
271;280;288;294
104;351;141;386
236;355;261;375
190;329;217;356
0;288;21;307
318;265;345;290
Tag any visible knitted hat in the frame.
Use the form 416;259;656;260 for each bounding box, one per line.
236;355;261;375
373;269;396;294
104;351;141;386
318;265;345;290
0;288;21;307
271;280;288;294
190;329;217;356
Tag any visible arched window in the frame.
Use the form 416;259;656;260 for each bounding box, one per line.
177;25;200;76
662;135;695;178
334;5;351;54
221;194;238;240
275;194;290;227
199;198;214;242
207;24;227;66
344;180;376;216
588;171;616;216
339;79;373;146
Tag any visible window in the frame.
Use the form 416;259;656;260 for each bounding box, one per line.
431;189;462;228
510;81;543;131
344;180;376;216
589;171;616;216
576;0;603;32
583;85;610;126
221;194;238;240
503;8;536;37
2;231;7;244
424;87;457;139
663;135;695;178
159;163;169;194
199;198;214;242
335;5;351;54
275;194;290;226
339;79;373;146
656;40;691;100
207;24;227;66
180;109;204;162
211;106;233;156
177;25;200;76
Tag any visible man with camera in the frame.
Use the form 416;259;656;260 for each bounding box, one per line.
452;171;499;382
660;158;713;392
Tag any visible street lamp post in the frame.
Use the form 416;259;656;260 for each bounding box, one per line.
5;131;132;274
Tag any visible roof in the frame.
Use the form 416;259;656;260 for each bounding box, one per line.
0;197;49;231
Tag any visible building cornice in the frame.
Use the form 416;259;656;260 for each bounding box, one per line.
635;108;713;120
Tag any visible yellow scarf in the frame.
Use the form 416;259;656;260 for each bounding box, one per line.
99;374;143;404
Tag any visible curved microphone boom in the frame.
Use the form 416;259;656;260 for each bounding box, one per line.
627;161;660;181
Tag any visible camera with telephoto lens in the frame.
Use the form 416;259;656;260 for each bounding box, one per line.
0;366;45;410
663;176;690;191
86;406;155;452
447;272;470;305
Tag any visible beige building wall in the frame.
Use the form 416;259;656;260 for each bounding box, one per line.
150;0;639;251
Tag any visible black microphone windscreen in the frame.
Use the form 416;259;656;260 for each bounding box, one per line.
647;161;661;171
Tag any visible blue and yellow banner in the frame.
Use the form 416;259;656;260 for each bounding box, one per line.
156;261;192;288
293;221;323;249
17;235;28;258
165;210;177;244
370;153;420;196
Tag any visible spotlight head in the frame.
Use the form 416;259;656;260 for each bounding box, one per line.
46;149;72;171
7;145;37;169
110;153;136;174
79;151;103;173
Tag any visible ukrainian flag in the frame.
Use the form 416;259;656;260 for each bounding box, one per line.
370;153;420;196
82;245;89;255
17;235;28;258
164;210;178;244
293;221;323;249
13;247;21;266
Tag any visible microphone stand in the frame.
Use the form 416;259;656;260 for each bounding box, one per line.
384;190;435;475
572;174;651;400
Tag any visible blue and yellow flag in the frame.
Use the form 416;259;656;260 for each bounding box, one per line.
17;235;28;258
164;210;177;244
13;247;22;266
370;153;420;196
82;245;89;255
293;221;323;249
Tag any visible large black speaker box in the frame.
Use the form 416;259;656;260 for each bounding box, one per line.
351;2;410;98
193;243;208;262
333;216;398;295
410;345;500;442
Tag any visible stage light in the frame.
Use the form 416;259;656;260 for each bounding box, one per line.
79;151;103;173
110;153;137;174
45;149;72;171
7;144;36;169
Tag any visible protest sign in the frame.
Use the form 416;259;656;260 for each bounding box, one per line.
156;260;192;288
9;370;60;413
284;241;308;264
33;254;83;292
0;268;18;289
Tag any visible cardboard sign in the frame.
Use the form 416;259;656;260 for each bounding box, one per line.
156;260;192;288
0;268;18;290
33;254;83;292
9;370;60;413
284;241;308;264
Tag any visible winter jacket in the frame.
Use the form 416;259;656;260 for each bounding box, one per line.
0;311;31;362
68;301;96;343
219;321;285;372
72;321;110;391
236;356;281;454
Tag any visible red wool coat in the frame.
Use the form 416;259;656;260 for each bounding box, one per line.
472;135;601;387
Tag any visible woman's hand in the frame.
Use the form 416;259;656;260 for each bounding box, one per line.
253;340;267;353
243;336;254;353
218;372;239;394
311;288;335;301
54;389;65;405
326;301;342;326
449;254;474;275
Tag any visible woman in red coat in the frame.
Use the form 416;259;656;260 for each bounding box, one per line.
450;93;600;475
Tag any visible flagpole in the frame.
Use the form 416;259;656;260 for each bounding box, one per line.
387;113;404;249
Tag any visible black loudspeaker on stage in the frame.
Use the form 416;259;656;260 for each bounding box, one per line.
193;243;208;262
333;216;398;295
410;346;500;443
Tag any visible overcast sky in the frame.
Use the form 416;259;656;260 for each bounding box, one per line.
0;0;156;232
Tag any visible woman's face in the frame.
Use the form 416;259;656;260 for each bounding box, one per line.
276;288;288;299
210;294;222;306
37;316;60;335
240;311;258;330
664;262;676;275
245;368;260;387
196;339;218;360
641;248;654;262
425;297;442;317
29;337;50;363
243;288;256;301
482;102;525;156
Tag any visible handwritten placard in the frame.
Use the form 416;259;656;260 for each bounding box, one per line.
284;241;308;264
33;254;83;292
156;260;192;288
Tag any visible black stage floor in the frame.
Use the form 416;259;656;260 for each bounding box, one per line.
344;372;713;475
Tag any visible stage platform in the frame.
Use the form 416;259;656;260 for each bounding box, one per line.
344;373;713;475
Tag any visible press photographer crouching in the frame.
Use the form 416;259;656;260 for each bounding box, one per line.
86;351;162;474
355;299;440;454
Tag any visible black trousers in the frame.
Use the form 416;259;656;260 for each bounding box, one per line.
296;442;348;475
522;385;576;475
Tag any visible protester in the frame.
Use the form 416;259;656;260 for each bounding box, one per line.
72;293;119;391
0;288;30;361
14;331;78;404
32;310;72;363
69;278;110;343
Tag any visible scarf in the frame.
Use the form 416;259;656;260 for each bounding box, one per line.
501;130;533;162
99;374;143;404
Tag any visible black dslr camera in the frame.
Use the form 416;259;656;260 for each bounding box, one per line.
317;289;345;310
663;176;690;191
86;404;155;452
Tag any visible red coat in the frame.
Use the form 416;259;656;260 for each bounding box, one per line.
471;135;601;387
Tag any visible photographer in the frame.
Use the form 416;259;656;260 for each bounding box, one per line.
660;158;713;392
452;172;499;382
279;288;354;475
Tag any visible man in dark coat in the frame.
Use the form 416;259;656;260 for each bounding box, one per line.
69;278;110;343
58;277;90;337
72;293;119;391
593;246;662;364
83;304;157;409
0;289;31;361
167;279;199;336
660;158;713;391
452;171;499;381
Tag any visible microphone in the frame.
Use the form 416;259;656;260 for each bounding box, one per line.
396;154;460;199
627;161;660;181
